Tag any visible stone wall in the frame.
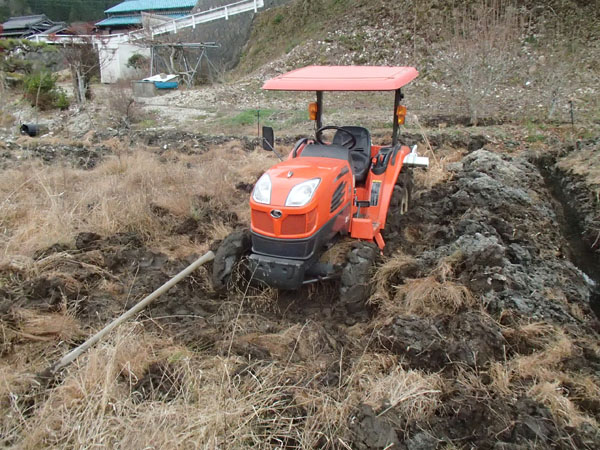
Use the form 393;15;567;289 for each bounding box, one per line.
183;0;292;71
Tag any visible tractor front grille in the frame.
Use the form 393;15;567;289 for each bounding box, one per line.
282;214;305;235
281;209;317;235
253;208;318;236
252;210;274;234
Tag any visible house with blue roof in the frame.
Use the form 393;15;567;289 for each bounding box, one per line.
96;0;198;33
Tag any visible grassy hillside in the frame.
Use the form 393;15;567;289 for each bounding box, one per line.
239;0;599;72
236;0;600;125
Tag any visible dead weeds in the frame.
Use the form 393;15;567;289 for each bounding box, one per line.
0;140;273;260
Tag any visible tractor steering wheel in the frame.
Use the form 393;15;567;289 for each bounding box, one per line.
315;126;357;150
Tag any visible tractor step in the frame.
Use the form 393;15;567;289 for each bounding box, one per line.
351;217;377;240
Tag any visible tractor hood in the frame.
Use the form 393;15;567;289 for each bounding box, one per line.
252;157;348;207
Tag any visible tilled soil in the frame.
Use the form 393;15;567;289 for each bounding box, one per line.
366;149;600;447
0;138;109;169
1;139;600;448
392;149;597;323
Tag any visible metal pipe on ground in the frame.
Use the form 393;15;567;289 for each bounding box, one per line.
20;123;48;137
41;250;215;378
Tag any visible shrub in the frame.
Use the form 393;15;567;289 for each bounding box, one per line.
23;71;58;110
55;90;70;110
126;53;149;71
22;71;69;110
107;81;144;129
2;56;33;74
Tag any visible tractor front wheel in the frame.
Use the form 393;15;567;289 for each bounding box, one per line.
339;241;379;314
211;229;252;293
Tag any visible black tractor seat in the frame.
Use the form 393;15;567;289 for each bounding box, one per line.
332;126;371;183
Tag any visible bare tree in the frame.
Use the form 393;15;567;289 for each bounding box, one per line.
532;46;576;120
433;0;523;125
55;35;109;105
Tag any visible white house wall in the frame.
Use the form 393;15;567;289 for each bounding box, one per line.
99;42;149;83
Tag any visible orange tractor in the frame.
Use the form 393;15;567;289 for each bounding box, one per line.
212;66;429;311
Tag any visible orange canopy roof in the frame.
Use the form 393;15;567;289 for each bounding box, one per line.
262;66;418;91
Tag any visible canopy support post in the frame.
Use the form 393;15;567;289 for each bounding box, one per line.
316;90;323;129
392;88;404;146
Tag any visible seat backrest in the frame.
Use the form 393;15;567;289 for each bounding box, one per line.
299;143;351;162
332;126;371;154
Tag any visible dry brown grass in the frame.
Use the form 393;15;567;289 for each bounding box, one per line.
486;323;600;428
410;114;466;191
502;320;556;345
0;110;15;128
414;152;448;190
0;142;276;261
372;250;475;317
371;251;418;303
393;277;476;315
507;329;573;381
0;321;446;448
556;146;600;199
14;135;83;148
414;150;465;191
490;324;572;393
207;221;234;242
370;246;480;317
360;367;444;421
320;238;355;265
12;309;82;342
0;308;454;449
528;381;596;428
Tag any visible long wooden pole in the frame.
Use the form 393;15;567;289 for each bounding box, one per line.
44;251;215;377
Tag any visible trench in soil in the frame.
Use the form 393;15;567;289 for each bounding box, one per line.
537;157;600;317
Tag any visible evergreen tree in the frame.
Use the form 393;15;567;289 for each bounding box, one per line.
0;5;11;22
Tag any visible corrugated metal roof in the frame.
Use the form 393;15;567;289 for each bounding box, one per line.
2;14;48;30
0;30;34;37
105;1;198;14
96;13;186;27
34;24;68;35
96;15;142;26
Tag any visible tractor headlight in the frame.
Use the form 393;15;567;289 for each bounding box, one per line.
285;178;321;207
252;173;272;204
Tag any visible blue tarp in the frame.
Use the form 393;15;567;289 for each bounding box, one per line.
154;81;179;89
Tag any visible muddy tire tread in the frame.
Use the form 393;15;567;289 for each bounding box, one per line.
339;241;379;313
211;229;251;292
383;170;414;242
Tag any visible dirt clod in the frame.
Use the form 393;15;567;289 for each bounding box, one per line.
376;312;505;371
350;404;400;449
132;362;181;402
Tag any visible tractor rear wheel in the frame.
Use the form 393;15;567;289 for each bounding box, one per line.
212;229;252;293
339;241;379;314
383;170;414;241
